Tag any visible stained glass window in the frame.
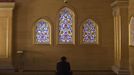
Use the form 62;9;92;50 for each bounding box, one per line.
82;19;98;44
58;7;75;44
35;19;51;44
129;17;134;46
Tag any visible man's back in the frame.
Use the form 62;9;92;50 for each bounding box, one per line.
56;56;72;75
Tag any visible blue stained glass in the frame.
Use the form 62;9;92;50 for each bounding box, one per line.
83;19;97;43
35;20;50;44
59;7;74;43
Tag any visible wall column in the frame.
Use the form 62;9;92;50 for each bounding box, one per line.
111;0;130;75
0;2;15;71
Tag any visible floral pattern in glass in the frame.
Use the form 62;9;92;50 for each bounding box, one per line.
35;20;50;44
83;19;97;44
59;7;74;43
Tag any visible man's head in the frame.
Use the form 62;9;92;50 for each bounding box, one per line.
61;56;67;61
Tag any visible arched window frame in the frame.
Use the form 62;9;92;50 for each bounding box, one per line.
80;18;99;44
33;18;51;44
129;16;134;46
57;7;75;44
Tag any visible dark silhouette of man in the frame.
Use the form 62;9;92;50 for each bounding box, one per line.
56;56;72;75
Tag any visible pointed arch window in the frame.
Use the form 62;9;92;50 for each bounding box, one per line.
58;7;75;44
129;17;134;46
81;19;98;44
34;19;51;44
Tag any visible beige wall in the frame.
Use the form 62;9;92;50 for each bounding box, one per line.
13;0;114;71
129;0;134;17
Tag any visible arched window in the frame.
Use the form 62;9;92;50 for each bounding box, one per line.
81;19;98;44
129;17;134;46
34;19;51;44
58;7;75;44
